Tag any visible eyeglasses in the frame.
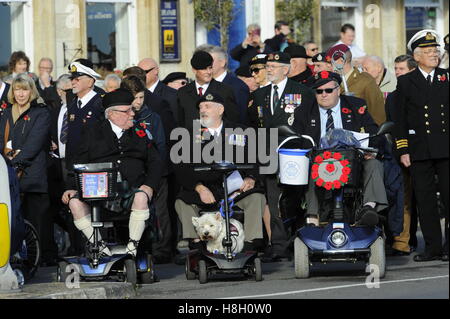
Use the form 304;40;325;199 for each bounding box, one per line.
144;67;156;74
251;67;265;75
315;86;339;95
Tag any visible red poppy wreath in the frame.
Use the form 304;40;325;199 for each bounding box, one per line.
311;151;351;190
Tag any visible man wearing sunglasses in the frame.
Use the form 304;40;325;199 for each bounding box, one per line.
249;54;270;89
62;88;163;257
292;71;388;227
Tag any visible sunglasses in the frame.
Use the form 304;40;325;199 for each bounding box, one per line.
315;86;339;95
251;67;265;75
144;67;156;74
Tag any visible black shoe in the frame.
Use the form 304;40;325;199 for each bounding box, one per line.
356;206;379;227
442;253;449;262
188;240;205;251
413;253;442;262
389;249;410;256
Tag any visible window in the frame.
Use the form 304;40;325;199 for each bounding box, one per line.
0;0;32;74
86;0;137;72
320;1;362;51
405;0;444;50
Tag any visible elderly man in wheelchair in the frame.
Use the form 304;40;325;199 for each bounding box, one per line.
62;89;163;261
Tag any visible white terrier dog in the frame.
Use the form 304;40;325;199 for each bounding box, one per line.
192;212;245;254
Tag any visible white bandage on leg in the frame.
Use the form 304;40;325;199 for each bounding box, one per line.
74;214;111;256
127;209;150;256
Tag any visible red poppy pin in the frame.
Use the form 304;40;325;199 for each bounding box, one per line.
342;107;351;114
438;74;447;82
358;106;366;114
321;71;330;79
23;115;30;121
136;129;146;138
1;102;7;109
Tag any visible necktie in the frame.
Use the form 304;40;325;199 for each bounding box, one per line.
427;75;432;86
77;100;82;109
326;109;335;132
60;110;68;144
198;87;203;96
272;85;279;113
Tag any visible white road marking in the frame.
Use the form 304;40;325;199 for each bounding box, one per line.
223;275;449;299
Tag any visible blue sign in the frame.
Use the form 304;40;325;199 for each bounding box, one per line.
160;0;180;62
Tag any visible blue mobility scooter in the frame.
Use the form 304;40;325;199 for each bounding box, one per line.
185;162;263;284
56;162;156;285
278;123;394;279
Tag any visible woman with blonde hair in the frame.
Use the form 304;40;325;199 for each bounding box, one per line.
0;73;55;266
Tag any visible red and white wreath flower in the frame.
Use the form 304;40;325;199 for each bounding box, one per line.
311;151;351;190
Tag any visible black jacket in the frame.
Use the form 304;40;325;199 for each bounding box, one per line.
248;78;314;131
153;81;178;125
0;100;51;193
177;79;240;131
68;119;163;192
222;72;250;125
289;68;313;85
0;82;10;120
174;119;261;207
291;95;380;149
394;67;449;161
230;43;271;68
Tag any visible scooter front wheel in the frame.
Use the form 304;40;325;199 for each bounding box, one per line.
294;237;310;279
198;260;208;284
254;257;262;281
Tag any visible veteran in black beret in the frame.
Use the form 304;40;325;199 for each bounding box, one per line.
162;72;188;90
395;29;449;262
62;88;164;257
176;50;239;131
284;45;313;84
173;91;267;253
247;51;315;261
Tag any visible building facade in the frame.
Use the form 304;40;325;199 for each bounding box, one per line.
0;0;447;80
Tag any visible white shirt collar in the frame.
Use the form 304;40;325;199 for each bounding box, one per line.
207;122;223;137
78;89;97;108
214;71;227;83
272;77;288;94
195;81;210;94
108;120;125;139
149;79;159;93
418;67;435;82
319;99;341;115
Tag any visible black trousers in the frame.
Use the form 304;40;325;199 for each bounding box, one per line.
151;177;173;258
21;192;56;261
263;175;289;254
410;158;449;255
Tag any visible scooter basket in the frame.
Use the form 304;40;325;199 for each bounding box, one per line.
73;162;119;201
310;148;363;188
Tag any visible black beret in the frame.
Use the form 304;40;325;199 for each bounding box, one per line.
102;88;134;109
249;54;267;66
235;65;252;78
284;45;310;59
196;93;225;108
191;51;213;70
312;52;329;63
162;72;187;84
266;52;291;64
310;71;342;89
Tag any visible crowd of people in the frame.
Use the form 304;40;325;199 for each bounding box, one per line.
0;21;448;269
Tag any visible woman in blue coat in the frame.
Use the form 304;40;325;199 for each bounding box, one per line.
0;73;55;265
